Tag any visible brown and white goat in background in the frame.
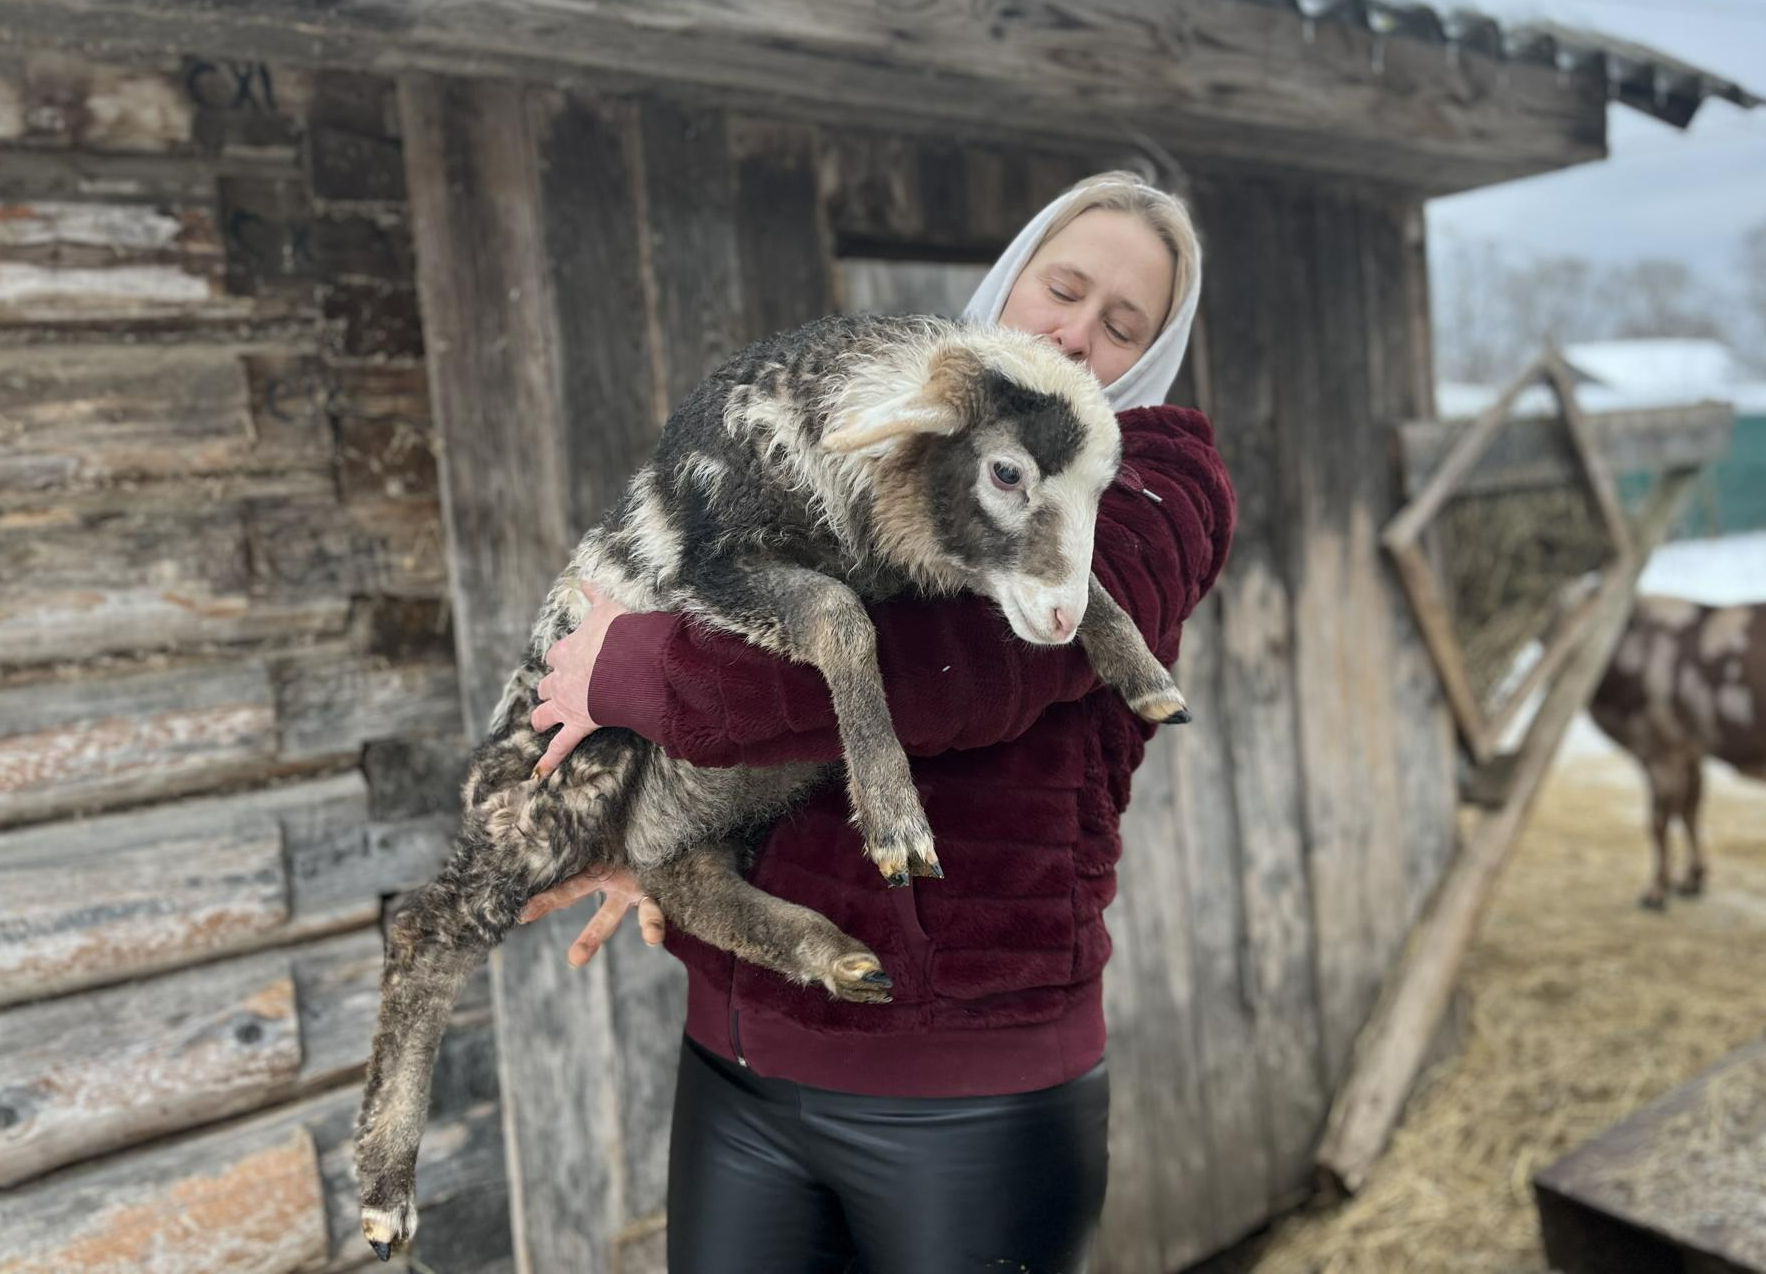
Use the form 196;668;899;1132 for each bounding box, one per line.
353;314;1192;1258
1591;595;1766;909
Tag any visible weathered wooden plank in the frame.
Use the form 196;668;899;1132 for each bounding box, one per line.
0;199;228;318
273;649;460;762
401;75;626;1271
1358;197;1459;922
0;499;355;664
0;660;277;828
0;771;465;1004
532;90;660;534
1098;722;1213;1273
1289;185;1411;1092
1535;1034;1766;1274
0;1124;328;1274
245;495;450;598
638;100;744;415
0;930;403;1188
400;73;575;734
0;820;289;1008
0;1018;506;1274
0;51;194;153
1398;401;1736;499
0;0;1608;193
1169;179;1276;1244
1201;177;1330;1212
1319;470;1701;1194
729;116;836;343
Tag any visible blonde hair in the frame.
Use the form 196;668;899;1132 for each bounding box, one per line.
1033;171;1199;333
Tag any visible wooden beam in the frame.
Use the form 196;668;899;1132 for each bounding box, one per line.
1398;401;1735;499
0;0;1605;193
1316;468;1701;1195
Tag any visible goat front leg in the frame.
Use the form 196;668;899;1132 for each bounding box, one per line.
1078;574;1191;724
693;565;938;886
637;838;894;1002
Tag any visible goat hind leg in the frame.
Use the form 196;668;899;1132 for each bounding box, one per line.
638;840;894;1003
1079;574;1191;725
357;735;637;1259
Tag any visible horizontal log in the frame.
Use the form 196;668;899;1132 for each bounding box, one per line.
1398;402;1736;499
0;50;313;161
0;645;459;828
0;929;476;1187
0;820;291;1006
0;660;278;828
0;0;1606;193
0;773;464;1004
0;349;331;497
0;1020;506;1274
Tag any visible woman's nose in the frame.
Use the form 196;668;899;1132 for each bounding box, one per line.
1051;323;1090;363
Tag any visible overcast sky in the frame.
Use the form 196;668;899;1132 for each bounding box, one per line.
1424;0;1766;292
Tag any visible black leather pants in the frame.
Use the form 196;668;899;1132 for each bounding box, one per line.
666;1035;1110;1274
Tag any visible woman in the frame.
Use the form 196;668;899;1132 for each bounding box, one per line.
521;171;1235;1273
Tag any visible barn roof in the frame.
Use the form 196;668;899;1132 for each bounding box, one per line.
1247;2;1761;128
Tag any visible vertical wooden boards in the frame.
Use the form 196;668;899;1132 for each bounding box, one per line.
399;73;573;735
1190;175;1329;1218
1358;198;1459;922
638;101;745;414
1097;722;1212;1273
1283;183;1411;1092
729;117;835;341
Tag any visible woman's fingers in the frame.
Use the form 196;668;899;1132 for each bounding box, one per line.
566;894;631;967
534;724;589;778
636;894;666;945
529;699;562;734
518;870;606;923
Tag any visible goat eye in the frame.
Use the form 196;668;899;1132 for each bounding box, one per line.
990;460;1023;490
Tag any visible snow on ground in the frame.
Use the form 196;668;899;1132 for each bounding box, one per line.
1559;530;1765;764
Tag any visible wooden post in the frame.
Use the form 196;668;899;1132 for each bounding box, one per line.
1316;469;1701;1194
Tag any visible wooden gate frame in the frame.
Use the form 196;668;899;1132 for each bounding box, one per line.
1381;346;1634;765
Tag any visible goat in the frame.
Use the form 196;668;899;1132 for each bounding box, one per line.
1590;595;1766;909
353;313;1191;1258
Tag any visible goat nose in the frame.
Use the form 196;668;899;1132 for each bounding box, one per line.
1050;607;1073;640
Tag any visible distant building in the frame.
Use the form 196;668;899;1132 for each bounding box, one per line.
1440;338;1766;538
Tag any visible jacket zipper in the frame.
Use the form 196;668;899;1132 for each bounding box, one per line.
728;1005;748;1067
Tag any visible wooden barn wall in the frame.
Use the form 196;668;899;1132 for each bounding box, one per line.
0;52;509;1274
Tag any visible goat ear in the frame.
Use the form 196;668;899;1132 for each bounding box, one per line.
822;345;985;455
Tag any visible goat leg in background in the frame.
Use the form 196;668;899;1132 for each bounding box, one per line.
1078;574;1192;725
691;563;940;887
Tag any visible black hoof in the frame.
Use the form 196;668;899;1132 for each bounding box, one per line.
371;1240;393;1262
861;970;894;987
1640;894;1667;913
887;871;910;888
1162;707;1193;726
929;862;945;879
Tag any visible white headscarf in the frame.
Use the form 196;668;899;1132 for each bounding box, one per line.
961;184;1202;411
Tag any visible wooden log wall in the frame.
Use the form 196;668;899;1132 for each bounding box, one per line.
394;71;1460;1273
0;50;506;1274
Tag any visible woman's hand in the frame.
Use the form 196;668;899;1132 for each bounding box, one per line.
518;865;666;967
529;582;629;778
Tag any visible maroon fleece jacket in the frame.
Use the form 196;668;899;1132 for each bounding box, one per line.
586;406;1235;1096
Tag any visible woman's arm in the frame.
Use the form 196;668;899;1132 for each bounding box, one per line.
586;406;1235;768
